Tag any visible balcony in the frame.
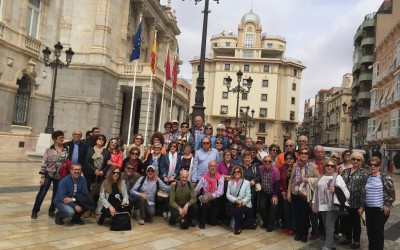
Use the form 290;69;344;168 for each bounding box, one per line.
361;37;375;47
354;27;363;43
359;109;370;118
358;91;371;100
361;55;374;64
362;18;376;29
367;132;376;141
24;36;41;55
383;129;389;138
351;79;360;89
390;127;400;137
359;71;373;82
376;131;382;140
352;63;361;74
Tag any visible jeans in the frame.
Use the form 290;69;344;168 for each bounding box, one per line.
32;172;60;214
135;197;155;220
259;192;278;230
310;211;320;236
56;202;82;221
321;210;339;249
366;206;389;250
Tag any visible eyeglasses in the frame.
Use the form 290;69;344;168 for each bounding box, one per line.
233;171;241;174
231;148;238;151
57;136;64;140
135;137;143;140
206;127;212;130
154;147;161;150
202;142;210;145
285;158;294;161
298;140;307;143
369;164;380;167
126;167;135;170
147;169;155;173
217;128;224;131
325;164;335;168
351;158;362;162
132;152;140;156
98;138;105;141
263;160;273;163
181;125;188;128
216;142;223;144
299;152;309;155
285;144;294;147
113;171;120;175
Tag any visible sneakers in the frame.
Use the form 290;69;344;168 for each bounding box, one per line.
31;212;38;219
48;211;55;218
163;212;168;219
138;219;145;225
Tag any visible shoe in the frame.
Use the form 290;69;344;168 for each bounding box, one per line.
234;228;242;235
169;219;175;225
31;212;38;219
281;229;289;234
90;211;96;218
83;211;89;218
71;218;85;225
294;235;301;241
309;235;318;241
180;220;189;230
48;211;55;218
55;214;64;225
163;212;168;219
350;243;360;249
285;230;296;235
199;223;205;229
189;222;196;227
138;219;145;225
340;239;352;245
301;236;308;242
266;228;273;232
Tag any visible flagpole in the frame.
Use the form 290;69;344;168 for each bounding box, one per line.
145;30;157;146
159;43;169;130
127;16;142;146
169;90;174;121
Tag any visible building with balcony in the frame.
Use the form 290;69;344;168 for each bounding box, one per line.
0;0;190;150
189;10;305;148
300;98;315;142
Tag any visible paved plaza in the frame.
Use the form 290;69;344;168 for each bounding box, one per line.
0;160;399;250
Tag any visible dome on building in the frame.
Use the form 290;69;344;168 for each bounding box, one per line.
241;10;261;25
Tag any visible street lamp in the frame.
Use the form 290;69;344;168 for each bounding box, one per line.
342;98;364;153
42;42;74;134
240;106;255;137
226;70;253;126
182;0;220;126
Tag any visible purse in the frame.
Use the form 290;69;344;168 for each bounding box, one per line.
157;189;170;198
255;183;262;192
225;180;244;217
90;176;102;196
110;212;131;231
298;182;308;200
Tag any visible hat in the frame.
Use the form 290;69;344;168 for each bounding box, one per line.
224;118;231;123
147;165;156;171
172;120;179;124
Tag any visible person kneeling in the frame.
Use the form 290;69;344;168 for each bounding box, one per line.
169;170;198;229
98;166;129;225
54;164;88;225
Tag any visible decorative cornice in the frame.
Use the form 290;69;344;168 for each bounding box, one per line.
95;25;112;33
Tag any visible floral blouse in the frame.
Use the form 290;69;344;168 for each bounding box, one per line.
341;167;369;208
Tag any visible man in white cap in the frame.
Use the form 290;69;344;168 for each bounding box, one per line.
171;120;180;136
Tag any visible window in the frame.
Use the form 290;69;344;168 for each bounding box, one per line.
26;0;41;38
263;65;270;72
245;34;253;47
224;64;230;71
262;80;269;87
259;122;266;133
291;97;295;104
243;51;254;58
213;43;218;47
267;43;273;48
222;92;228;99
257;136;266;143
220;106;228;114
244;64;250;72
292;83;296;91
293;68;298;77
260;108;267;117
242;93;248;100
0;0;3;20
223;77;231;85
243;79;248;86
261;94;268;101
290;111;295;120
226;42;231;47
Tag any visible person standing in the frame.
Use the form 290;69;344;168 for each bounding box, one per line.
191;137;219;184
359;156;395;250
31;130;69;219
276;140;296;168
191;116;205;144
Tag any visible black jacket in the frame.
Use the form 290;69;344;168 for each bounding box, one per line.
64;140;87;168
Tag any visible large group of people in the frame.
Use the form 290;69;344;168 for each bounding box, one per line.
31;117;395;250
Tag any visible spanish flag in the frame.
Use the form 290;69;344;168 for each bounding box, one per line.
150;38;157;74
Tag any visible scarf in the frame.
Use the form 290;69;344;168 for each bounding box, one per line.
92;147;104;169
204;172;221;193
295;160;310;186
168;152;177;178
230;179;243;197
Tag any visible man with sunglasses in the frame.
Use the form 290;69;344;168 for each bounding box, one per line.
121;162;141;218
296;135;315;160
276;140;296;168
191;116;206;144
258;156;281;232
191;137;219;184
215;124;228;150
256;139;268;162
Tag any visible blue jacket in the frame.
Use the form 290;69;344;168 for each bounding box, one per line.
54;175;88;208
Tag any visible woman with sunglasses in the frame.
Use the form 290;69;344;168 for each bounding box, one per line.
340;152;369;249
338;150;352;175
195;123;216;150
174;122;194;146
106;138;123;169
126;133;146;161
280;151;296;236
175;143;194;177
329;152;341;166
359;157;395;250
166;141;179;183
241;151;260;222
215;124;228;150
225;128;235;149
268;144;282;165
287;146;319;242
230;144;242;166
98;166;129;225
85;134;111;218
312;160;350;250
226;166;253;235
215;138;225;163
122;147;144;175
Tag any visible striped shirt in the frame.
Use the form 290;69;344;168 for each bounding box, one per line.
365;175;384;208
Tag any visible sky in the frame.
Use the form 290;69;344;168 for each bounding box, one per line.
161;0;383;120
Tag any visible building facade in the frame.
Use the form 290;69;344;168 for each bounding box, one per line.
0;0;190;157
189;10;305;148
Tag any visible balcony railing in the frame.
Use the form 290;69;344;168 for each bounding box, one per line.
367;132;376;141
390;127;400;137
24;36;41;55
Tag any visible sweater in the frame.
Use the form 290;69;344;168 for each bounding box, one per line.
169;181;196;210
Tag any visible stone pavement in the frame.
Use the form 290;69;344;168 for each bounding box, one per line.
0;160;399;250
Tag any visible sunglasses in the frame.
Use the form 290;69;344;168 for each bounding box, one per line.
285;158;294;161
206;127;212;130
202;142;210;145
98;138;105;141
217;128;224;131
299;152;309;155
256;142;263;145
233;171;241;174
110;141;117;145
331;156;340;159
135;137;143;140
285;144;293;147
126;167;135;170
231;148;238;151
272;149;278;152
227;131;233;133
216;142;223;144
351;158;362;162
131;152;140;155
325;164;335;168
369;164;380;167
235;130;242;133
263;160;273;163
113;171;120;175
147;169;155;173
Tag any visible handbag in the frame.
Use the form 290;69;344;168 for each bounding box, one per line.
157;189;170;198
255;183;262;192
225;180;244;217
90;176;102;196
110;212;131;231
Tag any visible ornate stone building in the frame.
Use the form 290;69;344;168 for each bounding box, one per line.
0;0;190;157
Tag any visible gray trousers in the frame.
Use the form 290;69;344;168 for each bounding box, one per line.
136;197;156;220
321;210;339;249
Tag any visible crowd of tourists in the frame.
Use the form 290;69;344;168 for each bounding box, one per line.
31;117;395;250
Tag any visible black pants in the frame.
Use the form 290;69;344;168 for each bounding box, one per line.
292;194;310;238
366;206;389;250
231;205;252;231
259;192;278;230
169;204;199;228
199;198;221;226
343;208;362;243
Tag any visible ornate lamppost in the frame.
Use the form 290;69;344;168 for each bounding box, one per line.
240;106;255;137
342;98;364;153
225;70;253;126
42;42;74;134
182;0;220;125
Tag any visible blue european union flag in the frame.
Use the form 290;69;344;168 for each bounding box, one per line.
130;21;142;62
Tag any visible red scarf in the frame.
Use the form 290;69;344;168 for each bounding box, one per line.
204;172;221;193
